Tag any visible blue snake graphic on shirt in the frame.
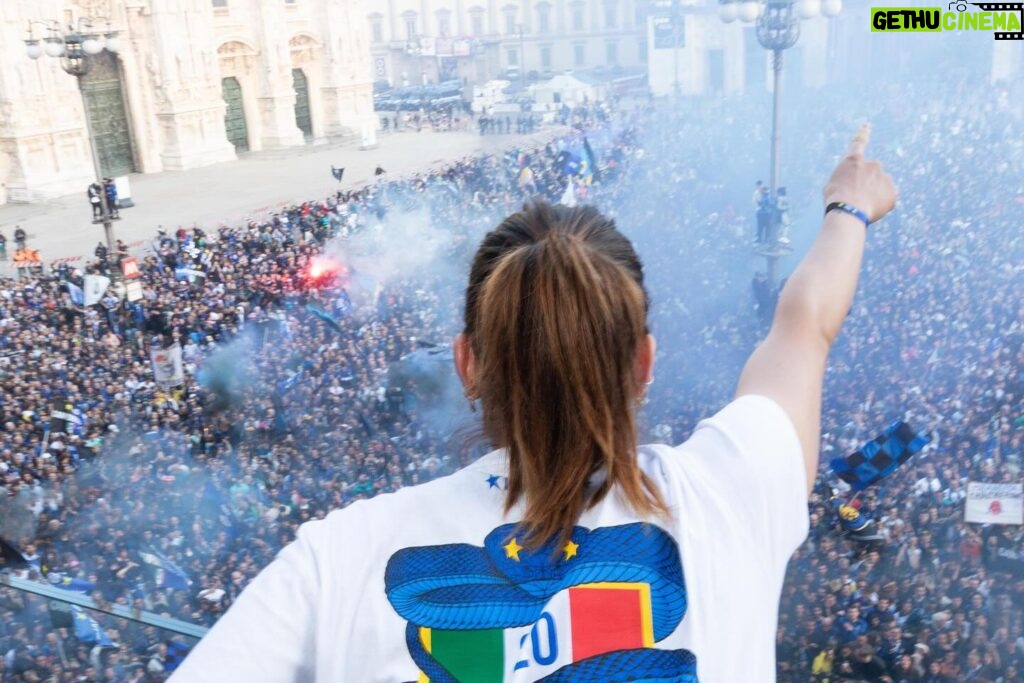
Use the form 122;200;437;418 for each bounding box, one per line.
384;522;698;682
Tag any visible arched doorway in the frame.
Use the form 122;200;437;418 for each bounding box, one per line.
221;77;249;152
292;68;313;140
81;51;136;177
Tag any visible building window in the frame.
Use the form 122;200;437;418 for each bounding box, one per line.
574;43;586;66
505;9;518;35
540;45;552;69
370;17;384;43
507;48;519;66
571;3;585;31
638;37;648;62
437;11;452;37
212;0;227;7
634;0;649;28
404;13;418;40
471;12;485;36
605;0;618;29
284;0;296;4
537;3;552;34
606;40;618;64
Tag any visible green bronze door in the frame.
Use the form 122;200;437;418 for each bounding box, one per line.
292;68;313;140
222;77;249;152
81;52;136;177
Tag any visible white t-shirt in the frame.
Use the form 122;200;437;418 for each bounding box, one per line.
171;394;808;682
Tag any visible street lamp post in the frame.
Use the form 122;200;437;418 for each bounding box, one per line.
516;23;526;90
672;1;682;97
719;0;842;285
24;18;124;272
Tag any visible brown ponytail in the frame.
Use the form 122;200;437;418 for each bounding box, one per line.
464;201;667;548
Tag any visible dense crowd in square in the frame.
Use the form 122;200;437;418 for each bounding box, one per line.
0;79;1021;682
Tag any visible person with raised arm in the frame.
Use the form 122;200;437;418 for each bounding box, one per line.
172;125;897;682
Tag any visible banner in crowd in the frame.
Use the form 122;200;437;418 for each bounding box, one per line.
965;482;1023;525
125;280;144;302
174;266;206;288
0;537;29;569
150;344;184;387
49;400;84;435
83;274;111;306
983;527;1024;574
121;257;140;280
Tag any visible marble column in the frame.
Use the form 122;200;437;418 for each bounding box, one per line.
252;0;305;148
144;0;237;170
316;0;377;144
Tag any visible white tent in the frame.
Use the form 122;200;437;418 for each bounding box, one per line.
531;72;600;107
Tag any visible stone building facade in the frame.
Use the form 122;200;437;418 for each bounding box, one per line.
643;0;1022;98
366;0;651;88
0;0;376;204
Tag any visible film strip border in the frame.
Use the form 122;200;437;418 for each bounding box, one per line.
971;2;1024;38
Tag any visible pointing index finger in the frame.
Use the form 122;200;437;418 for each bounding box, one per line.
849;124;871;158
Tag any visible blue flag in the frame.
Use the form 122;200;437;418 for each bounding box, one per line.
49;573;96;594
336;289;353;319
165;639;192;673
830;421;931;491
306;303;343;334
139;550;192;590
72;606;114;647
157;554;191;590
556;149;583;176
282;369;304;393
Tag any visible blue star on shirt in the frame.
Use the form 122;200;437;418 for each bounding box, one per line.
486;475;502;489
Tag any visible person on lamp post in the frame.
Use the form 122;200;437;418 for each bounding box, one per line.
88;182;104;219
103;179;120;219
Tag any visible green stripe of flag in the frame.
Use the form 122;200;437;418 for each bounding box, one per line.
429;628;505;682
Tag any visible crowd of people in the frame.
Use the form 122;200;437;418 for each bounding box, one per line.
0;75;1021;682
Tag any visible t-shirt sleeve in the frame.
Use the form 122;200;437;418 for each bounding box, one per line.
677;394;809;565
168;519;323;683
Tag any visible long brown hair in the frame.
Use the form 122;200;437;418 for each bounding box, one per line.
464;201;667;548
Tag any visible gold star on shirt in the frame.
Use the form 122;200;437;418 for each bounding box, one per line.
504;538;523;562
563;541;579;561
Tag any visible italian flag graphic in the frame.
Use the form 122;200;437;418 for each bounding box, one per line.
417;582;655;682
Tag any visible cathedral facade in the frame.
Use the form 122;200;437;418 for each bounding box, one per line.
0;0;376;204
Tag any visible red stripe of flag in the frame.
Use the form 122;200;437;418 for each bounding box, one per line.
568;585;646;661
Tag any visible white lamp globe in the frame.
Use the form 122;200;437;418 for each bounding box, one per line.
26;41;44;59
798;0;821;19
719;2;739;23
104;34;121;53
44;38;65;58
822;0;842;16
738;1;762;22
82;37;104;55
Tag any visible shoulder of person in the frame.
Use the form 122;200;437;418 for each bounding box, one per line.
302;455;505;550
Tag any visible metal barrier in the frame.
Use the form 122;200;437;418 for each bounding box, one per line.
0;573;209;640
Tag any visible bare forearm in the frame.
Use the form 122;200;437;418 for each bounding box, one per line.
775;211;867;346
